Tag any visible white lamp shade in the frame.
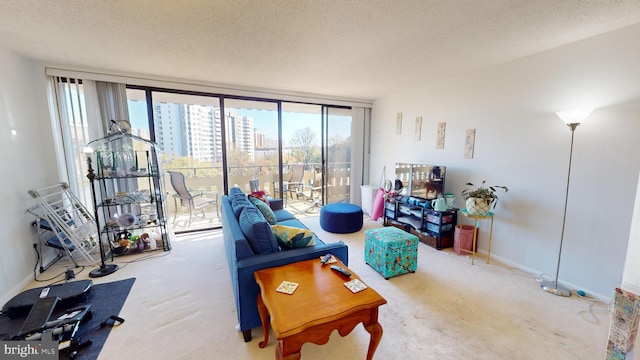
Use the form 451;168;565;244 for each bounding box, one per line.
556;109;594;124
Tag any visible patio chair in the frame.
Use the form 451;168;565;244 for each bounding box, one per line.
300;167;324;212
273;164;305;205
167;171;219;226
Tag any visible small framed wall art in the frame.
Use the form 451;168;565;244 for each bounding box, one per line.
464;129;476;159
436;122;446;149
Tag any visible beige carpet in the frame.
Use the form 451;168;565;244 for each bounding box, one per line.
25;216;612;359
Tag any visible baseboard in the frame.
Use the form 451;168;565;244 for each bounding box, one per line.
488;251;612;303
0;273;35;311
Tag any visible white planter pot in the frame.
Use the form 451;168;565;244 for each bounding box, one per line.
465;197;492;215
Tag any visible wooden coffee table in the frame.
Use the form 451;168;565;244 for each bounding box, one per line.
254;258;387;360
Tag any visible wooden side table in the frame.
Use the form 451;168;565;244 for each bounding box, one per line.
459;209;494;265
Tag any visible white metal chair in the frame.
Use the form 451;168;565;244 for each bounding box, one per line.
27;183;99;266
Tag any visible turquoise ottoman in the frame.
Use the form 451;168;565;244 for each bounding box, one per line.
364;227;418;279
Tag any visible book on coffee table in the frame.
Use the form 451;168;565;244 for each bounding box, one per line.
344;279;368;293
276;281;299;295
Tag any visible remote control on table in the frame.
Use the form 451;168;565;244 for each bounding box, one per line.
320;253;333;264
330;265;351;277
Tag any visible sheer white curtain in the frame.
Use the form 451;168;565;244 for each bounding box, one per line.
95;81;130;131
48;76;129;205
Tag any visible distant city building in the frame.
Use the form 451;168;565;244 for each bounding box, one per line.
153;102;184;157
130;127;150;141
254;130;266;149
130;100;265;164
264;137;279;149
254;148;278;160
223;110;255;162
183;104;219;162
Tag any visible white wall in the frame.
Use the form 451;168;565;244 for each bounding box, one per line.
370;23;640;299
622;177;640;294
0;46;59;303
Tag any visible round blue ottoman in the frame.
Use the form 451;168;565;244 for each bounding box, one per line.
320;203;363;233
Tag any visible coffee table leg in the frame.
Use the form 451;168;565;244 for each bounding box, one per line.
364;308;383;360
277;340;302;360
257;294;269;348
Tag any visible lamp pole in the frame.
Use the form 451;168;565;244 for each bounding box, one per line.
87;154;119;278
540;122;578;297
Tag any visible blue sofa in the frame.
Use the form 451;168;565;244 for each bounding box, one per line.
222;187;349;342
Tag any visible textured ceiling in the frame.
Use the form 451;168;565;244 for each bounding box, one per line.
1;1;640;101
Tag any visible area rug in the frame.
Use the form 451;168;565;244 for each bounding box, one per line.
0;277;136;360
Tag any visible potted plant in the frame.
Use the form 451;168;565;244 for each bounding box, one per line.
461;180;508;215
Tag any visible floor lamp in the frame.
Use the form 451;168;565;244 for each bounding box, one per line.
540;109;593;297
84;147;119;278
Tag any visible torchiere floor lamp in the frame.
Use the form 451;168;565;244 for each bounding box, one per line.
540;109;593;297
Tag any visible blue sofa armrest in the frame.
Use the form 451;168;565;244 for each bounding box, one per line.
233;242;348;337
268;198;283;210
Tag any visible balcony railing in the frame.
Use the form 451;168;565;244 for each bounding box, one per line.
165;163;351;233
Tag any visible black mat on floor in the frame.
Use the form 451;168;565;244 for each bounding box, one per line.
0;277;136;360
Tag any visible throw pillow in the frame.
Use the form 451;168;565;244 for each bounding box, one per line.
271;225;316;250
248;195;277;225
250;191;270;206
238;206;279;254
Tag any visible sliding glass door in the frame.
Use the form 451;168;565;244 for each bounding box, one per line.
281;103;322;212
128;90;224;231
53;75;360;235
223;99;280;195
125;87;353;230
325;107;352;203
277;103;352;211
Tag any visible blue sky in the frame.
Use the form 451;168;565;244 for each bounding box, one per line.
128;101;350;143
129;101;148;129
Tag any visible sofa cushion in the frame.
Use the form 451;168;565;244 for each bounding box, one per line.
271;225;316;250
276;219;307;229
248;195;277;225
273;209;297;222
238;206;279;254
232;192;254;218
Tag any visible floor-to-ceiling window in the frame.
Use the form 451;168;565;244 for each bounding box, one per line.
325;106;353;203
54;75;357;233
279;103;352;212
281;103;322;212
223;99;280;196
127;89;225;232
126;94;355;231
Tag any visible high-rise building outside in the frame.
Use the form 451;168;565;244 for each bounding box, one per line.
151;103;254;164
153;102;184;157
221;109;255;162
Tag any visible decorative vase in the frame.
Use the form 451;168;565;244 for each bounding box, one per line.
465;197;492;215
